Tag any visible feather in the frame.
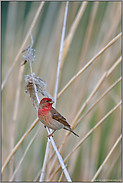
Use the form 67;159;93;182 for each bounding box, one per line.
50;107;71;128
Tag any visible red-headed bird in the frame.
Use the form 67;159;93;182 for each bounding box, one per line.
38;98;79;138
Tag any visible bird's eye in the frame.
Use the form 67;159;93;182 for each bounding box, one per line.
46;100;49;102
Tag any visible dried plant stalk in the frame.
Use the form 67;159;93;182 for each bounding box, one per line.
1;118;39;174
25;73;53;109
10;126;41;181
57;32;122;98
91;134;122;181
49;101;122;180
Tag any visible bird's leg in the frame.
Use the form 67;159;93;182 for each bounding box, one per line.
48;130;56;138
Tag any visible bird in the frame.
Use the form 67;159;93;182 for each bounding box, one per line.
38;97;79;138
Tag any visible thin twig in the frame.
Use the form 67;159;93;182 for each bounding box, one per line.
10;126;41;181
91;134;122;181
57;32;122;98
58;164;68;182
9;66;24;178
39;138;50;181
1;117;39;174
54;1;69;106
60;2;88;73
76;76;122;126
71;56;122;128
46;127;72;182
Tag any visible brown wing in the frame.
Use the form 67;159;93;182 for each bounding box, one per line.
50;107;70;128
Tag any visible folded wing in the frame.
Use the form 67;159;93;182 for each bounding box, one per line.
50;107;71;128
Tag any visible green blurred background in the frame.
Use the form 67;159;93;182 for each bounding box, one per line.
1;1;122;181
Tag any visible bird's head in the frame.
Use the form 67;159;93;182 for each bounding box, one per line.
39;98;54;109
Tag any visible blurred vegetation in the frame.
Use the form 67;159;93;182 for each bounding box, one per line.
1;1;122;181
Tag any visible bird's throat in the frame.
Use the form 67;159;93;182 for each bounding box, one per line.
38;107;50;116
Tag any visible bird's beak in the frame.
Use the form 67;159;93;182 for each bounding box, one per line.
49;100;54;104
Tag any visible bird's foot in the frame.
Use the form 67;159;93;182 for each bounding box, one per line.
48;130;56;139
48;133;53;139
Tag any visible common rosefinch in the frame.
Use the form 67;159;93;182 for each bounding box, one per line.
38;98;79;138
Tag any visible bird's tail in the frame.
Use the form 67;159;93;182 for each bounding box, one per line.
64;127;79;137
